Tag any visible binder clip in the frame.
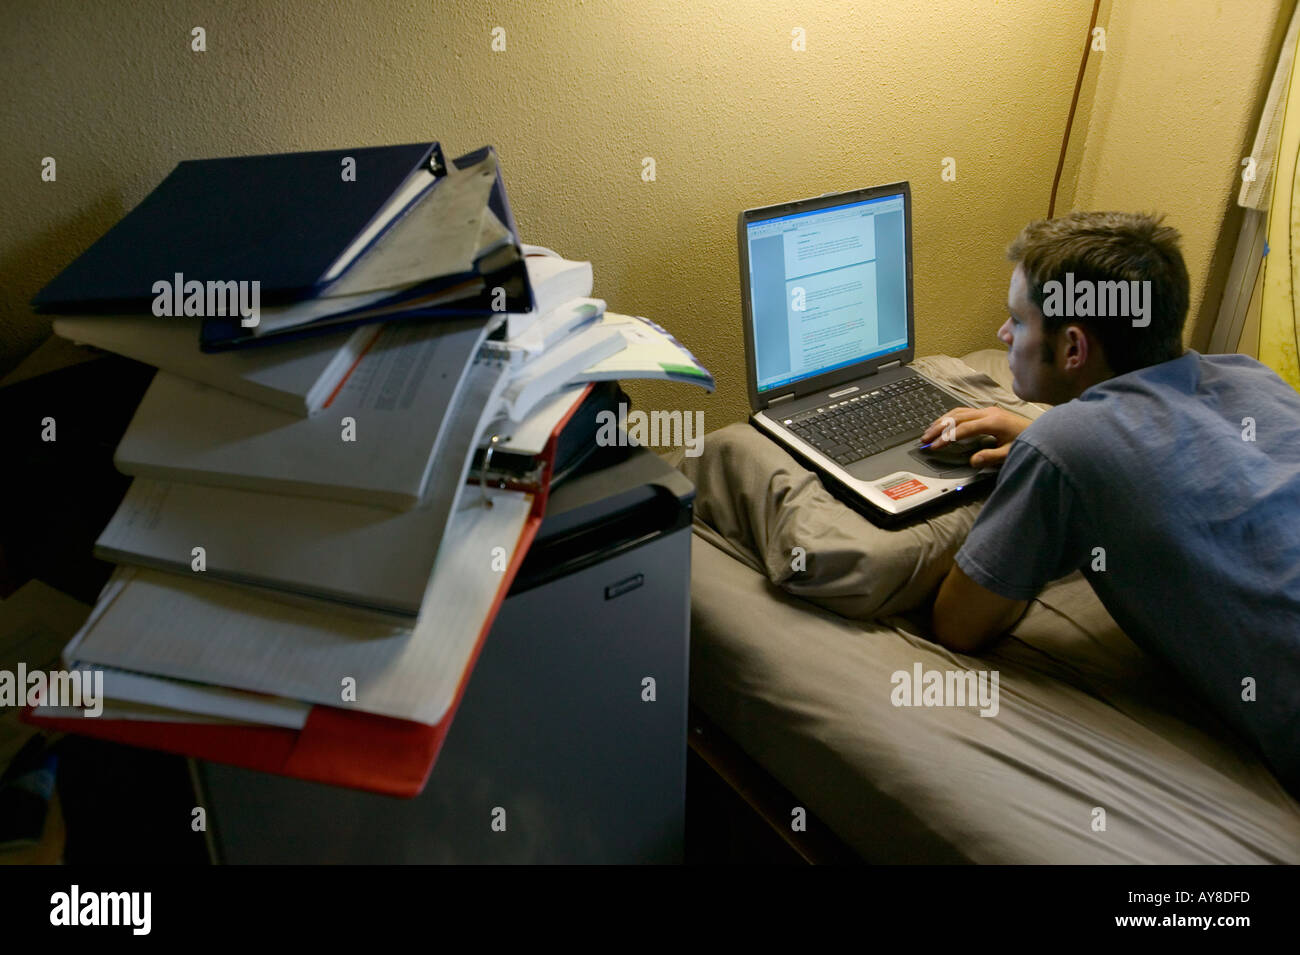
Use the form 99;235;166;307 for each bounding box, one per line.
426;143;447;179
479;434;500;508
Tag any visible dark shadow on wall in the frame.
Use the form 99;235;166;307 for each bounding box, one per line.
0;192;125;379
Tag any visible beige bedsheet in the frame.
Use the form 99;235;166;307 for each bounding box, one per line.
682;349;1300;863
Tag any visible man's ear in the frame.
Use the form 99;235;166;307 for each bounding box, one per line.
1065;324;1116;383
1062;324;1093;373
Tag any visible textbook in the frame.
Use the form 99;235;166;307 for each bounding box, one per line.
113;316;494;509
52;314;379;416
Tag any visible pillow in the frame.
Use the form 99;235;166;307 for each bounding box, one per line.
672;352;1050;619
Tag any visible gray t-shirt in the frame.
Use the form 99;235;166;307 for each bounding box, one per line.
955;349;1300;791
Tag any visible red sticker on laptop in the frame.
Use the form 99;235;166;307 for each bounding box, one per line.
879;476;928;500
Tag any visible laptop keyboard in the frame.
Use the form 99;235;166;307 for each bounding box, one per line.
783;376;955;466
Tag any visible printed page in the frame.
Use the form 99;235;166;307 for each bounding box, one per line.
500;322;625;421
254;276;486;337
573;311;714;387
115;317;493;508
53;315;376;416
324;153;498;299
62;664;310;728
98;358;509;615
70;488;533;725
488;385;587;456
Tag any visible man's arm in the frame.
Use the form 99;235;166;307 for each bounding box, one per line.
931;562;1029;654
922;407;1040;652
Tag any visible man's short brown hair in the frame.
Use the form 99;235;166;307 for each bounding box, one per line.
1007;211;1189;375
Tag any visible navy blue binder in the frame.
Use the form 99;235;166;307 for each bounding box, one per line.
31;142;445;313
196;145;534;351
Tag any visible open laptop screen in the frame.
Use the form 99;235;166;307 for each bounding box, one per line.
745;191;909;394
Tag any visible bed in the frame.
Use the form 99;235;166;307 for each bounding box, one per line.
673;349;1300;863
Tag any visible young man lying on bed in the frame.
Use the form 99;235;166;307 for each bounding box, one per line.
922;211;1300;794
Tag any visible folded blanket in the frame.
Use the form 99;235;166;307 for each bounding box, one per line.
668;352;1050;619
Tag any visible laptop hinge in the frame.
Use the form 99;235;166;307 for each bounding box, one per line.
767;392;796;406
877;360;902;371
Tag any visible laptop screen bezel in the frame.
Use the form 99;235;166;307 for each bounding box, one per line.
738;180;914;413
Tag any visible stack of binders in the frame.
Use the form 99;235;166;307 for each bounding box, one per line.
23;142;714;796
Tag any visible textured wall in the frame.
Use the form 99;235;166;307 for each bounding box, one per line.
1067;0;1288;352
1;0;1265;432
0;0;1096;427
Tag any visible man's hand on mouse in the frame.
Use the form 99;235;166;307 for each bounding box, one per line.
919;407;1032;469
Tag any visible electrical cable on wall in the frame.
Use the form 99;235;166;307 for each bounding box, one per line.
1049;0;1104;218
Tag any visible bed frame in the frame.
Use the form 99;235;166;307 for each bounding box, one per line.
686;704;861;864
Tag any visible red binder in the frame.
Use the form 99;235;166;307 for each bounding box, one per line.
23;387;592;799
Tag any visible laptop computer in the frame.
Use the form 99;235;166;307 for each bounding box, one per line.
739;180;996;525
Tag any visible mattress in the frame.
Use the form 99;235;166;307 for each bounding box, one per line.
684;349;1300;863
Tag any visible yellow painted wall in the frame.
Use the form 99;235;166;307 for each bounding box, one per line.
0;0;1099;427
1066;0;1288;352
0;0;1284;428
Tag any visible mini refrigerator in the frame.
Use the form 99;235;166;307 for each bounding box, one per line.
194;443;695;863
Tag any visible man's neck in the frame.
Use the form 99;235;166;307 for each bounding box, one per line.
1067;361;1115;400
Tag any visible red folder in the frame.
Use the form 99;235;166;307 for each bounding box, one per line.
23;386;592;798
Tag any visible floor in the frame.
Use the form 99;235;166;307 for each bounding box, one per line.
47;731;852;864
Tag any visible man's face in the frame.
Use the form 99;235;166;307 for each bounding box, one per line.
997;264;1072;405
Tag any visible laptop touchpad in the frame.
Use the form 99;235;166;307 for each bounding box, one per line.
906;446;977;476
